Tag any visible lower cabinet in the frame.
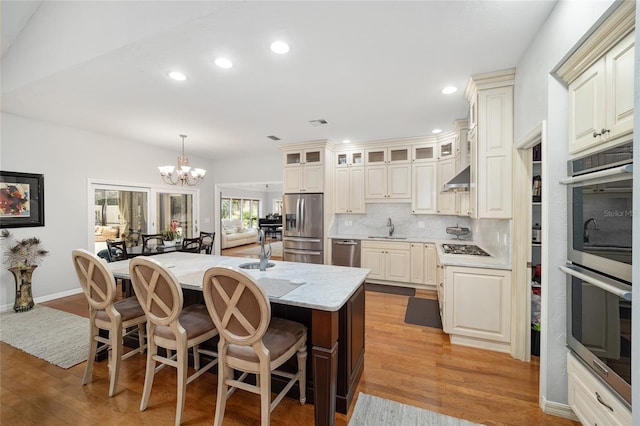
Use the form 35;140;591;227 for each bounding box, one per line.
567;352;631;426
409;243;437;286
443;265;511;352
361;241;410;283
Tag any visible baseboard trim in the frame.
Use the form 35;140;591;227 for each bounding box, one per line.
540;396;579;422
0;287;83;313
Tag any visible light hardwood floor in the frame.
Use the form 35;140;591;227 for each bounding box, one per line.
1;257;578;425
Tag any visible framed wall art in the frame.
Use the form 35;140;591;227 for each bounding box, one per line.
0;171;45;228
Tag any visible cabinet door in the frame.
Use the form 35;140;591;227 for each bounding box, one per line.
437;158;456;214
605;32;634;142
456;192;470;217
304;149;323;165
349;167;366;213
385;248;410;282
361;247;385;280
412;163;437;214
303;165;323;192
568;59;606;154
335;168;349;213
283;167;303;193
445;267;511;343
409;243;424;284
387;146;411;164
437;136;456;160
387;164;411;199
365;165;387;199
423;243;437;286
284;151;303;167
412;144;436;163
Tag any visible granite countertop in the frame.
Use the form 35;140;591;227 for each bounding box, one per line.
330;233;511;270
107;252;371;312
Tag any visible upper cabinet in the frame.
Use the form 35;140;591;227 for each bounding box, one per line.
567;32;635;155
365;146;411;200
437;134;456;161
282;145;326;193
465;69;515;219
336;150;364;168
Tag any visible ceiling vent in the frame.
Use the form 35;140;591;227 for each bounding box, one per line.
267;135;281;141
309;119;328;127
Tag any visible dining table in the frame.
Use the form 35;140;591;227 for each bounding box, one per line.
106;251;370;426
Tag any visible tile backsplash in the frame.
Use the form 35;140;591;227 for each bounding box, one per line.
330;203;511;260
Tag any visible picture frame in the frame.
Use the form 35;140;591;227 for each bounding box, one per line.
0;171;45;228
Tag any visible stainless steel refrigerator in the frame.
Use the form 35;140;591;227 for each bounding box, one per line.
283;193;323;264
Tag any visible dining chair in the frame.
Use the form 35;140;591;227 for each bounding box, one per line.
71;249;147;397
129;256;219;426
199;231;215;254
180;237;201;253
202;266;307;426
106;239;128;262
141;233;165;253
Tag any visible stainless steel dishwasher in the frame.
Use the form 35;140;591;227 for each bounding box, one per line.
331;239;361;267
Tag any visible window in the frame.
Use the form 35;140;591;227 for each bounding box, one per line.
220;197;261;228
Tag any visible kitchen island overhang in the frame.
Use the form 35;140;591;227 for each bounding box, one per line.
107;252;370;426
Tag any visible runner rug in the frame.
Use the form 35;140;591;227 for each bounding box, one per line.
349;393;484;426
0;305;89;369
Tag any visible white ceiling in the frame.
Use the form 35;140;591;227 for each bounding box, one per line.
1;1;557;162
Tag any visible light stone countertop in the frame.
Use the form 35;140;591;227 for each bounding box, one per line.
107;252;371;312
330;233;511;270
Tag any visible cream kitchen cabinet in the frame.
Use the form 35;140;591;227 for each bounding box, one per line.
411;162;437;214
365;146;411;200
283;148;324;193
361;240;410;283
465;70;514;219
436;158;456;215
568;31;634;155
436;254;446;330
437;134;457;161
412;143;436;163
409;243;436;286
443;265;512;352
335;165;365;214
567;352;631;426
336;150;364;167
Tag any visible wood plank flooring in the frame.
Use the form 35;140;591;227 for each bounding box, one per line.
1;257;578;425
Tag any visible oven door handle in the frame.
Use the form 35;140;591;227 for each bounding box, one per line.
560;264;632;300
559;164;632;185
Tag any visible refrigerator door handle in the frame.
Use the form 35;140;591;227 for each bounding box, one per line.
300;198;305;234
295;197;301;234
284;249;322;256
284;237;322;243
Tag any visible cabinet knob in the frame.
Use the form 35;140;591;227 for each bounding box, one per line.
593;130;602;138
601;128;610;135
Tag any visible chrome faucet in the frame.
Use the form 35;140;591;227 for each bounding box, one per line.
583;218;599;243
387;218;395;237
258;229;272;271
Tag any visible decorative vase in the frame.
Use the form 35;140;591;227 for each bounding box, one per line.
164;240;176;248
9;265;37;312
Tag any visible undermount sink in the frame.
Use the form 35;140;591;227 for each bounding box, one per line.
367;236;407;240
239;262;275;270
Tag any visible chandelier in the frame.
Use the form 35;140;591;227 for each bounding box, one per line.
158;134;206;186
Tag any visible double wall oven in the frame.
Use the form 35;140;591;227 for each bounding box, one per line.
561;141;633;407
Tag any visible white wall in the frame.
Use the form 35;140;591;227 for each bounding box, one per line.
513;0;619;409
0;112;216;309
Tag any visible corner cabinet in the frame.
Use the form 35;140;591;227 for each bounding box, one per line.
443;265;512;353
567;31;635;155
282;147;324;193
465;69;514;219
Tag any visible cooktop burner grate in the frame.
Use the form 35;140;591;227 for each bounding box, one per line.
441;243;490;256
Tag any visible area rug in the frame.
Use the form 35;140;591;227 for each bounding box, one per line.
234;241;282;257
0;305;89;369
349;393;483;426
404;297;442;329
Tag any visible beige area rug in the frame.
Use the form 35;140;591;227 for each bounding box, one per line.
0;305;89;369
234;241;282;257
349;393;484;426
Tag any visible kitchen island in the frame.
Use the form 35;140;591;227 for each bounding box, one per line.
107;252;370;426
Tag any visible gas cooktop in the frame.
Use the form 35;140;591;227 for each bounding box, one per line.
441;243;490;256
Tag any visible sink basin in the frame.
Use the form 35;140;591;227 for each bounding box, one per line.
367;236;407;240
239;262;275;270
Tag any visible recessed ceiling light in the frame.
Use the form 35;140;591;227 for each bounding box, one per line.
270;41;290;54
432;128;443;134
441;86;457;95
342;139;351;144
168;71;186;81
214;57;233;69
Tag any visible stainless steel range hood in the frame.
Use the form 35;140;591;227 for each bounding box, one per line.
442;165;470;192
